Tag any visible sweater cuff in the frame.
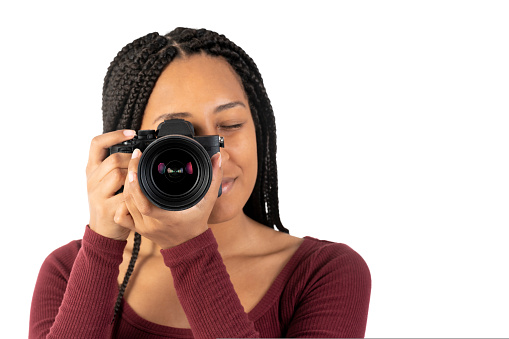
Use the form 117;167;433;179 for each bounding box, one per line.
160;228;216;267
83;225;127;255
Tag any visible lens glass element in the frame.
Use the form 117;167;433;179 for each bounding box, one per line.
152;148;198;195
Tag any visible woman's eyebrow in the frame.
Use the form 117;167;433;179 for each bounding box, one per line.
153;101;246;124
152;112;192;124
214;101;246;113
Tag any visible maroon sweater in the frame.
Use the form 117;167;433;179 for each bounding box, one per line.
30;226;371;338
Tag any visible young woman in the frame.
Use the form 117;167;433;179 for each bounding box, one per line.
30;27;371;338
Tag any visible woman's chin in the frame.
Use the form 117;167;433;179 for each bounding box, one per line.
207;198;242;225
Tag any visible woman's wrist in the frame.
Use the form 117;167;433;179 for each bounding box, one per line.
84;224;128;255
156;224;210;250
160;228;215;267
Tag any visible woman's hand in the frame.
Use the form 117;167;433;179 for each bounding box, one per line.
86;130;137;240
114;148;223;249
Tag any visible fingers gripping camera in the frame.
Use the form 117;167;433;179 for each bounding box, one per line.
110;119;224;211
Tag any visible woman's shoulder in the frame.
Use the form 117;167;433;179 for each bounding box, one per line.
303;235;367;260
39;239;83;278
255;232;371;322
283;234;371;290
255;224;370;277
257;226;371;289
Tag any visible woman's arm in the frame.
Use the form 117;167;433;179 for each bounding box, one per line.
29;226;126;339
29;130;136;338
161;228;260;339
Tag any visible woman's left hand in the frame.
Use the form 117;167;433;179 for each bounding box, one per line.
114;148;222;249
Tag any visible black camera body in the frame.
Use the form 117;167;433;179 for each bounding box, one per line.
110;119;224;211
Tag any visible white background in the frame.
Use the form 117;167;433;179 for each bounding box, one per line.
1;0;508;337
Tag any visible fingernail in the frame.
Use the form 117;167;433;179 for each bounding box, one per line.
129;171;135;183
124;130;136;137
218;153;222;168
132;149;140;159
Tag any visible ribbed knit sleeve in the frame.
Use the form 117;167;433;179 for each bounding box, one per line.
160;228;260;339
284;242;371;338
29;226;127;339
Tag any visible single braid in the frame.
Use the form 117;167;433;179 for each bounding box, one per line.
111;232;141;323
102;28;289;324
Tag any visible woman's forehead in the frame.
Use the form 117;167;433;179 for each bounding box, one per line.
144;54;248;117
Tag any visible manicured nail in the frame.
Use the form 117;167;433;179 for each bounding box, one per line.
129;171;135;183
132;149;140;159
123;130;136;137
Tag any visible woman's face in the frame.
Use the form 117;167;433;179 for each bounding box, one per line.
140;53;258;224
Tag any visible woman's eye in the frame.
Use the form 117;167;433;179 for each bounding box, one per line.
219;123;243;130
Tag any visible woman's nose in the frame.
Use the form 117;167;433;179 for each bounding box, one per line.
219;147;230;163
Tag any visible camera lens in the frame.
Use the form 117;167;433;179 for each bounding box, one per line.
151;148;199;196
138;135;212;210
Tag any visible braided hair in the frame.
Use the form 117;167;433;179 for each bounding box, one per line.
103;27;289;323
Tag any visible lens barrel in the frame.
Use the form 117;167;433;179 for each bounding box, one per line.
138;135;213;211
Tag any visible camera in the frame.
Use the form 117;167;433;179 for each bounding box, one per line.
109;119;224;211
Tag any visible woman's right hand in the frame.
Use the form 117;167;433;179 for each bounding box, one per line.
86;130;137;240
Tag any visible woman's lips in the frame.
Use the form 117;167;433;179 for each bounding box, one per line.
221;178;236;195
